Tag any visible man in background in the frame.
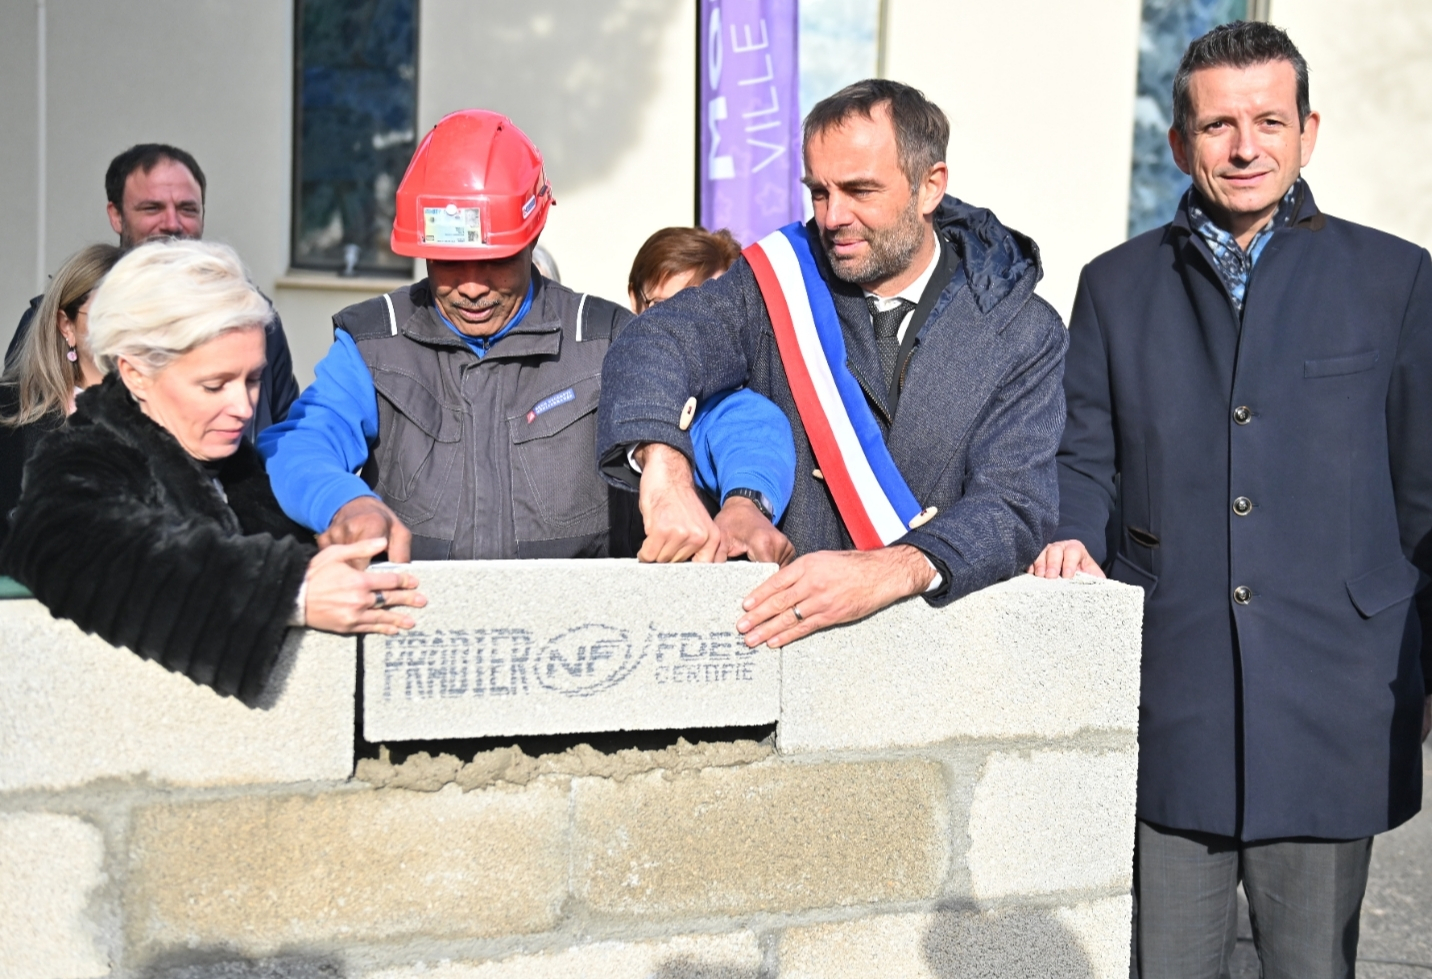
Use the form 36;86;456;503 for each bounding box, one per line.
6;143;299;434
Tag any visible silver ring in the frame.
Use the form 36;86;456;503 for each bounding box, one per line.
373;591;387;609
792;606;804;622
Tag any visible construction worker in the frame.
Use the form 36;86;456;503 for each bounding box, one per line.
258;109;795;564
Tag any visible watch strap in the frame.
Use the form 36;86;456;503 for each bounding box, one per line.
723;487;774;520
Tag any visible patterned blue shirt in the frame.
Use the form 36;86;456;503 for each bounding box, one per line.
1187;182;1299;314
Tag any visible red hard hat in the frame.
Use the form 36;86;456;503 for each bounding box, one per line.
390;109;553;260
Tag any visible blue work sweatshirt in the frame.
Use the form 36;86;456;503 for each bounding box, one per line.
258;328;795;534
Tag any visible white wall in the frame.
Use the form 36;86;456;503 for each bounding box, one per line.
0;0;292;355
418;0;696;310
884;0;1144;322
1276;1;1432;252
0;0;40;343
0;0;697;378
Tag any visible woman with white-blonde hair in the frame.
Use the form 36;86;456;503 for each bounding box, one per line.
1;239;425;705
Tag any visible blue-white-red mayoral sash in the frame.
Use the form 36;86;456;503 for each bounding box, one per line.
744;222;935;550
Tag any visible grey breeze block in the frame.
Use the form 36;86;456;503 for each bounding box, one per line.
363;560;779;740
778;574;1145;752
0;600;355;792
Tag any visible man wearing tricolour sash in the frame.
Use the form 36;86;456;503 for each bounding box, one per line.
597;80;1067;645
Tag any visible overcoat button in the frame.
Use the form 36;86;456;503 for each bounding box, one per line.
1233;496;1253;516
1233;585;1252;605
1233;405;1252;424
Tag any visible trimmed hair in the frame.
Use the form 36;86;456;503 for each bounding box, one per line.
88;239;273;376
1174;21;1311;138
628;227;742;312
104;143;207;209
1;244;123;426
802;79;949;188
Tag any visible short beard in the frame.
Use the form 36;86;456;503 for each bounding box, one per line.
118;227;194;253
820;193;926;287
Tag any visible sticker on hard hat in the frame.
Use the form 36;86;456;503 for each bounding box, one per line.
423;205;483;245
522;195;537;219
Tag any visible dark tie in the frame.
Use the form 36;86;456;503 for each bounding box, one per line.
867;296;916;390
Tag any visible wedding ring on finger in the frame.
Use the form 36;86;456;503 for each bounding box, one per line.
792;606;804;622
373;591;387;609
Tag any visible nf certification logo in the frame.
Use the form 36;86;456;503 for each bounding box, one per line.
534;624;640;697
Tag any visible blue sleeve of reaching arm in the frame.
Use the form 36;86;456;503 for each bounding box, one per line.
689;388;796;521
255;330;380;532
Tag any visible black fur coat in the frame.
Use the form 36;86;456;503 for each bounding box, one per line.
1;374;314;704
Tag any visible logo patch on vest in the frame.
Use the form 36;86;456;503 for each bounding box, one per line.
527;387;575;423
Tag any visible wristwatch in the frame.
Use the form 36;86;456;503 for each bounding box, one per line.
723;487;774;520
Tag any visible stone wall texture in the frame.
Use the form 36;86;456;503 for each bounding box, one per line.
0;563;1143;978
0;604;354;792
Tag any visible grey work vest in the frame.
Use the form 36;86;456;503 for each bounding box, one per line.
335;275;630;560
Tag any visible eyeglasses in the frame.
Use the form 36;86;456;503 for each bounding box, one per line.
635;289;673;314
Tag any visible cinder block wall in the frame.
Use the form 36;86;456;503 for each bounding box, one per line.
0;564;1143;979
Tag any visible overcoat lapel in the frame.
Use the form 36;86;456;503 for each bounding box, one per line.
1232;231;1302;392
886;226;1041;504
1174;234;1241;389
885;282;985;501
809;228;1038;505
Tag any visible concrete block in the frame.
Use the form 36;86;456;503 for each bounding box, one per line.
0;813;109;979
572;759;947;917
0;601;355;791
1057;895;1135;979
363;560;778;740
142;958;345;979
362;931;762;979
778;896;1131;979
778;575;1144;752
967;748;1137;899
125;782;568;954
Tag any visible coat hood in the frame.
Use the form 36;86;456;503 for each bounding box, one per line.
933;195;1041;314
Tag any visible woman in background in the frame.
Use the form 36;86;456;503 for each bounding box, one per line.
625;226;797;565
628;226;741;313
2;239;424;704
0;244;121;540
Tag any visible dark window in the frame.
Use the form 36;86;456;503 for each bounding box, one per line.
292;0;418;274
1128;0;1252;238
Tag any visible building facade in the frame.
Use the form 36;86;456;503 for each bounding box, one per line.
1;0;1428;383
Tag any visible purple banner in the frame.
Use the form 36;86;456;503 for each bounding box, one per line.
700;0;803;247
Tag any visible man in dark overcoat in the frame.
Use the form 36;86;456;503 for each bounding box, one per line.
1032;22;1432;979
